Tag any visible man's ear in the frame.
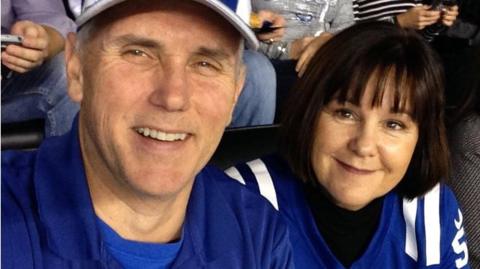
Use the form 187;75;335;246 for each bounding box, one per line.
233;64;246;106
65;32;84;103
225;63;246;127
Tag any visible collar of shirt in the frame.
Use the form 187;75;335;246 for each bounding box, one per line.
33;115;247;267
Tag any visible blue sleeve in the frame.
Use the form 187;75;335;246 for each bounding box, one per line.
441;185;470;269
12;0;76;37
225;158;294;268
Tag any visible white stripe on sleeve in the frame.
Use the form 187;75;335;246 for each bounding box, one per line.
247;159;279;210
424;184;441;266
403;197;418;261
225;167;246;185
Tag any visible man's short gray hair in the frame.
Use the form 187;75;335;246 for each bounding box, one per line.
75;18;245;67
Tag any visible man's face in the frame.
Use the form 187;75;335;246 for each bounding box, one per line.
67;0;245;199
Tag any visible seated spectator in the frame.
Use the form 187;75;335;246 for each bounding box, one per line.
353;0;459;42
445;0;480;45
293;0;459;80
250;0;355;118
230;49;277;127
432;0;480;109
1;0;294;268
227;22;470;268
1;0;79;136
252;0;353;61
446;43;480;268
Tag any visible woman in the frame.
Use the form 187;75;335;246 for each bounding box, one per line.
226;22;470;268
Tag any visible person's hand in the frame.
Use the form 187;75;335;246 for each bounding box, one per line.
1;20;50;73
295;33;332;77
396;5;441;30
1;20;53;73
289;36;315;60
253;10;286;43
440;5;459;27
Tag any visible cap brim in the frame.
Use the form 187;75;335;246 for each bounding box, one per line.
192;0;258;49
76;0;259;50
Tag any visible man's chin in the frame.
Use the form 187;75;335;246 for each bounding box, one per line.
126;172;195;199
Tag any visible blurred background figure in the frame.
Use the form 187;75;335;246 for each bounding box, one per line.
445;37;480;269
353;0;459;42
250;0;354;120
252;0;353;61
1;0;79;137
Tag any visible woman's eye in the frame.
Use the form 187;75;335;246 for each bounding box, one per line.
385;120;405;130
334;109;355;120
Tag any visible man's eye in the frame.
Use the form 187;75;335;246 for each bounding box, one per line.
192;60;222;76
123;49;145;56
196;61;219;70
122;49;155;65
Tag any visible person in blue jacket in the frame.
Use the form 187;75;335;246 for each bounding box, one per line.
1;0;293;268
227;21;470;268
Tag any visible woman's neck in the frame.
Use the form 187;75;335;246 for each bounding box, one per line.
304;183;384;267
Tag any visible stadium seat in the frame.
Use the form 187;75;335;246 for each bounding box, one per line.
1;119;45;150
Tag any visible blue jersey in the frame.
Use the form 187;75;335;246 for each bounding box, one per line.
1;119;293;269
226;155;470;269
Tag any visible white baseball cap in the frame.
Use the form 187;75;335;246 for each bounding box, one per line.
75;0;259;49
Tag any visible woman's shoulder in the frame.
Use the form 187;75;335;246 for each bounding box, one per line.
384;184;469;267
389;183;460;215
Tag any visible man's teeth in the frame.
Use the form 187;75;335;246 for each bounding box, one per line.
136;127;187;141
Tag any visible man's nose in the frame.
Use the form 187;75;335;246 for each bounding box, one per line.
148;64;191;112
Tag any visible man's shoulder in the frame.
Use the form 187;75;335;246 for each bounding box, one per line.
196;164;289;234
2;149;39;214
200;164;283;209
2;150;40;269
224;155;300;209
190;164;293;268
2;149;37;167
2;149;38;187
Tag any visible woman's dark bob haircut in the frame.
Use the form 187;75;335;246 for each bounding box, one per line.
281;21;449;199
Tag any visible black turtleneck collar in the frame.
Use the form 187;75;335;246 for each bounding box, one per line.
303;183;384;268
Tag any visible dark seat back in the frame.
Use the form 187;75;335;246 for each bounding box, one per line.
1;119;44;150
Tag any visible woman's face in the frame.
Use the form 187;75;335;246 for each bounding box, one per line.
311;80;419;211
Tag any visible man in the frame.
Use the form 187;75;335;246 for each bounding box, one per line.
1;0;293;268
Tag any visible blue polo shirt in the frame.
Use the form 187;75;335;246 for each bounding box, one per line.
2;117;294;269
96;218;183;269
